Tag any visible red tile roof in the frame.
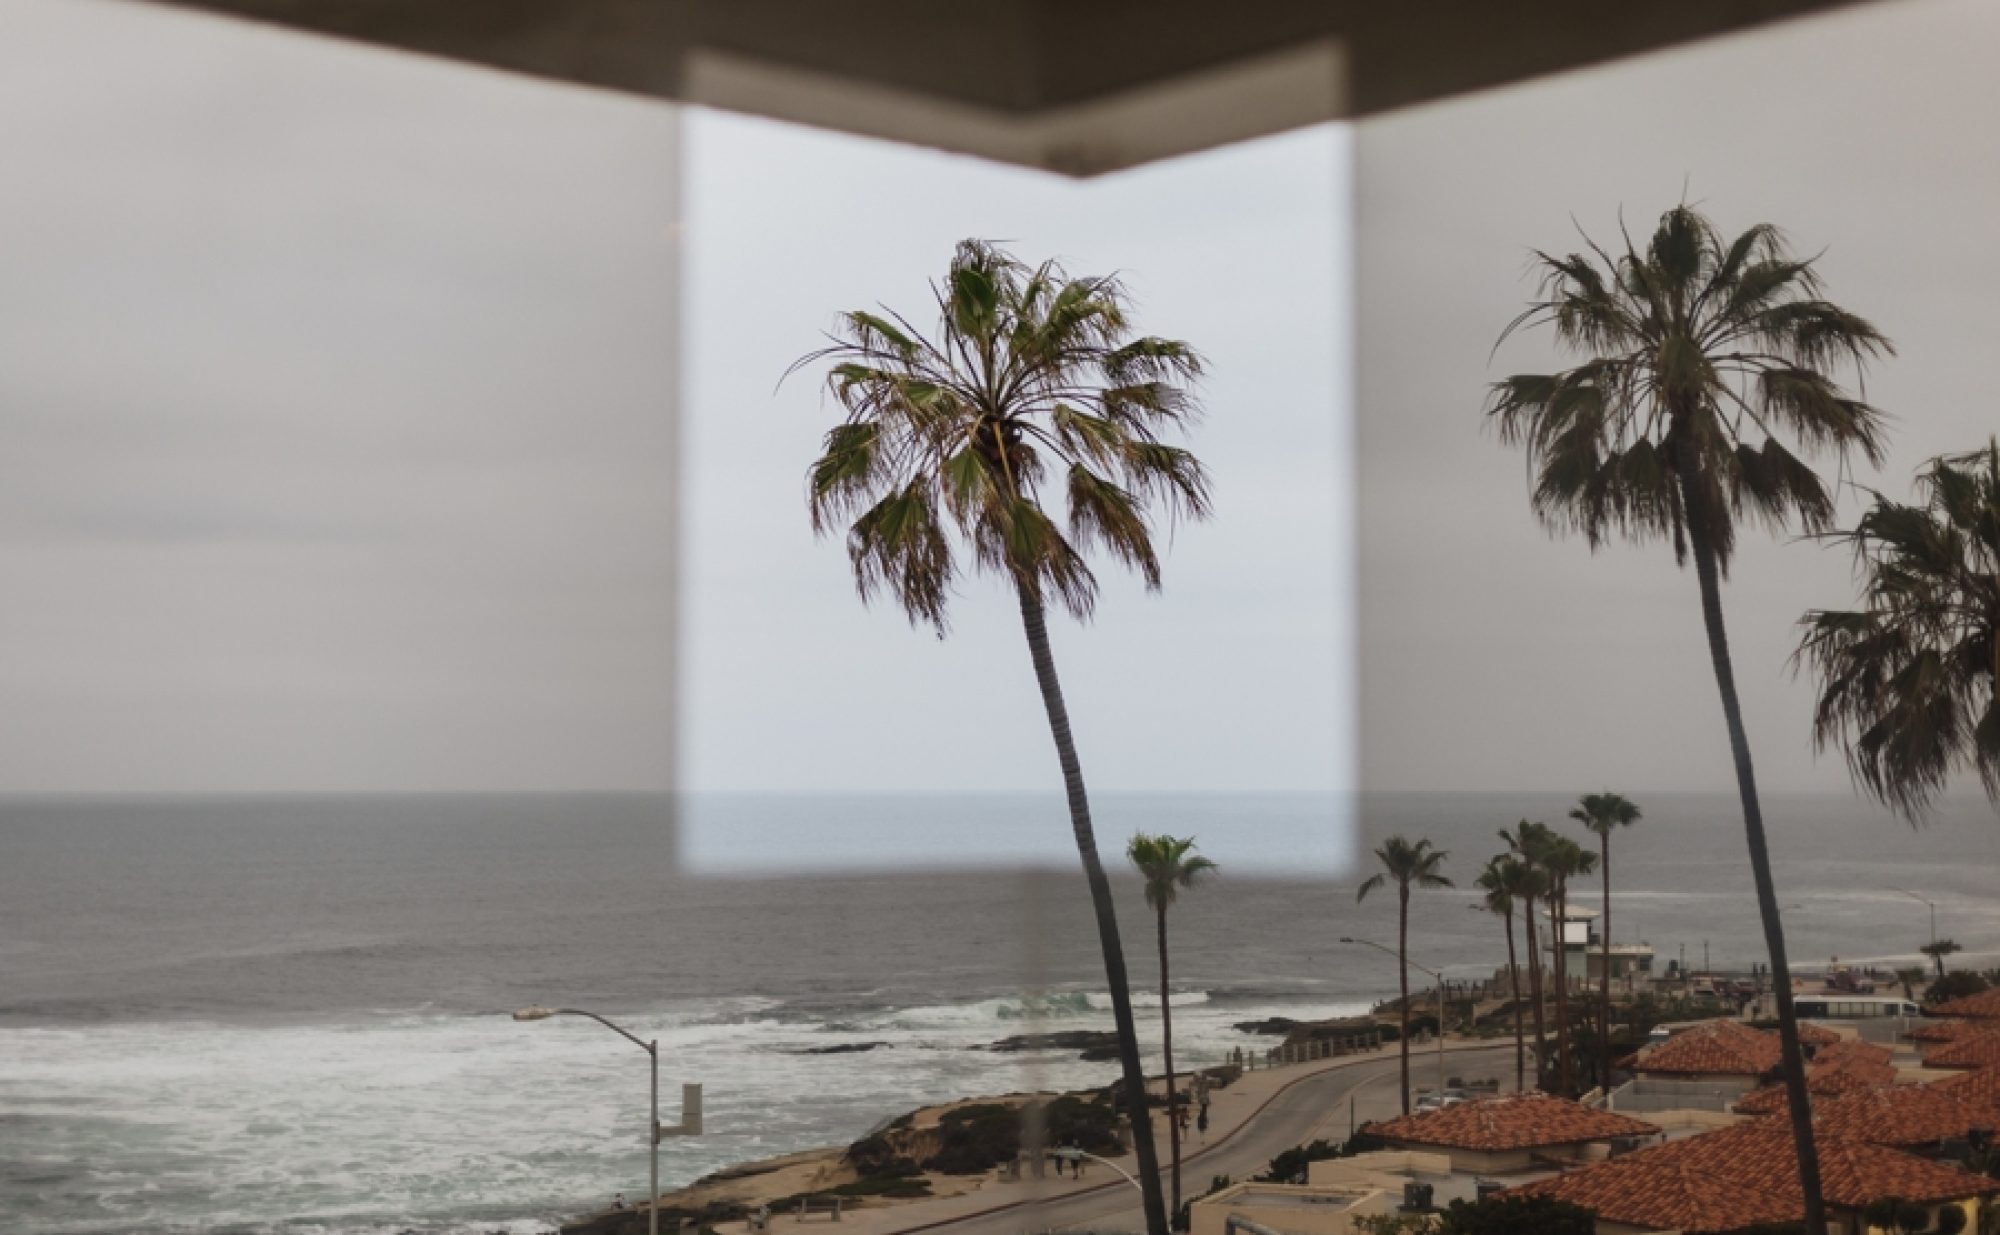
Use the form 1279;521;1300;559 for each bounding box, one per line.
1364;1093;1658;1152
1793;1021;1842;1046
1907;1019;1986;1044
1733;1045;1899;1116
1512;1121;1999;1233
1926;1034;2000;1071
1932;989;2000;1020
1807;1084;2000;1149
1930;1066;2000;1110
1634;1019;1782;1077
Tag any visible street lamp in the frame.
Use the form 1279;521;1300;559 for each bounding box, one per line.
1893;887;1939;954
1339;937;1447;1101
514;1006;704;1235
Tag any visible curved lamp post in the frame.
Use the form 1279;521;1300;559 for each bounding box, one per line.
514;1006;704;1235
1340;937;1447;1101
1051;1146;1143;1195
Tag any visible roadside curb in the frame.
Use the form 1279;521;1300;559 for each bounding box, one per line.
879;1040;1501;1235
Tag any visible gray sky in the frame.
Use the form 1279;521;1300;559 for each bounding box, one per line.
2;0;1994;802
1352;0;2000;795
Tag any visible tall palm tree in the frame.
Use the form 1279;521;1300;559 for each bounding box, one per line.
1476;855;1531;1091
1895;966;1928;1001
796;240;1211;1235
1488;204;1893;1233
1797;440;2000;819
1126;834;1217;1217
1540;835;1598;1096
1500;821;1554;1090
1358;835;1452;1114
1922;939;1965;980
1569;792;1642;1091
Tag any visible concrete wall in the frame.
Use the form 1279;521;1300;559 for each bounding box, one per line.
1188;1183;1381;1235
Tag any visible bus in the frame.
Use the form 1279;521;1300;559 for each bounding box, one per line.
1791;995;1922;1019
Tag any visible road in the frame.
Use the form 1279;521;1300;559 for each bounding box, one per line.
894;1046;1513;1235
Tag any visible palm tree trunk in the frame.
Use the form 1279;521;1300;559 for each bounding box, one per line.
1523;892;1548;1090
1016;588;1169;1235
1675;454;1827;1235
1157;905;1181;1216
1553;880;1573;1096
1599;834;1613;1094
1397;882;1412;1115
1505;905;1524;1091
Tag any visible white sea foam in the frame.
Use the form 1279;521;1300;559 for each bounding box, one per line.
0;991;1364;1235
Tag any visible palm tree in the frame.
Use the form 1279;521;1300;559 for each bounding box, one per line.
1488;204;1892;1233
796;241;1211;1235
1476;855;1532;1091
1569;792;1642;1091
1922;939;1965;980
1127;833;1218;1216
1796;440;2000;819
1500;821;1554;1090
1540;835;1598;1096
1895;966;1928;1001
1357;835;1452;1114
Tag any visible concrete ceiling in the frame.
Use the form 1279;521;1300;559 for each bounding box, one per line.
141;0;1873;174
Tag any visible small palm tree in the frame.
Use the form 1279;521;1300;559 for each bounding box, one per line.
1488;204;1892;1232
1895;966;1928;1001
796;241;1211;1235
1797;440;2000;819
1569;792;1642;1091
1127;834;1218;1217
1476;855;1532;1091
1358;835;1452;1114
1541;835;1598;1096
1922;939;1965;980
1500;821;1555;1090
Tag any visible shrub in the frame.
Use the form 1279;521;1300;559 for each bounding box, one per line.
1437;1194;1593;1235
1929;972;1990;1005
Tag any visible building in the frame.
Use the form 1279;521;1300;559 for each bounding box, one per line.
1188;1151;1464;1235
1628;1019;1783;1092
1732;1041;1898;1115
1511;1120;2000;1235
1363;1093;1661;1175
1806;1083;2000;1154
1545;905;1655;986
1932;990;2000;1021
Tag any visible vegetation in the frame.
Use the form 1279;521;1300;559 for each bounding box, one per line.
1475;855;1532;1090
1928;970;1989;1006
1570;791;1642;1090
1488;203;1893;1232
1540;833;1597;1094
1863;1197;1939;1235
797;240;1212;1235
1437;1194;1596;1235
1923;939;1967;979
1358;836;1453;1113
1128;833;1218;1215
1896;966;1929;1001
1499;823;1554;1089
1797;440;2000;818
1258;1132;1385;1184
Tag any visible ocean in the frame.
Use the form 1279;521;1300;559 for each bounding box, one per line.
3;790;1997;1234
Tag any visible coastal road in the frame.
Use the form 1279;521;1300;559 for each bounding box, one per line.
892;1046;1512;1235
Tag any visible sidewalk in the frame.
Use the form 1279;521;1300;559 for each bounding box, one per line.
729;1038;1503;1235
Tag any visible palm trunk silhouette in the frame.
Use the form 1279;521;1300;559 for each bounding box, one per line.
1397;882;1412;1114
1674;445;1826;1235
1156;904;1181;1215
1522;888;1548;1089
1504;902;1524;1091
1552;876;1573;1096
1018;588;1169;1235
1598;831;1613;1094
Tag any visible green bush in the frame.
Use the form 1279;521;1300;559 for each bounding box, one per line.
1437;1194;1593;1235
1929;972;1990;1005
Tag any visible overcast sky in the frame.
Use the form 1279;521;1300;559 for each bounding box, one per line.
1;0;1994;802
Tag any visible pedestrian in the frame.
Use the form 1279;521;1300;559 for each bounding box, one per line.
613;1194;627;1211
1197;1109;1209;1139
